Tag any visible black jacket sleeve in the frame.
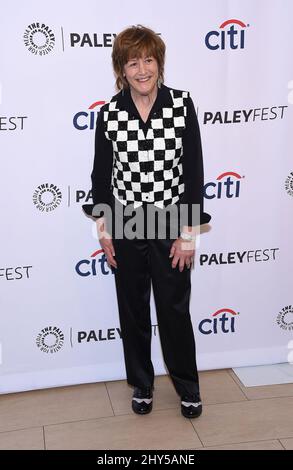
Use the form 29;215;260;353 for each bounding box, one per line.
181;95;211;226
82;106;113;218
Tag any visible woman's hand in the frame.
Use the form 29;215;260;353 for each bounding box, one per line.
169;237;195;272
96;218;117;269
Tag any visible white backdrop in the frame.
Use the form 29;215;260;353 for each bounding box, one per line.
1;0;293;394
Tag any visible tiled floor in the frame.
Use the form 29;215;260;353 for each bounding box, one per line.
0;369;292;450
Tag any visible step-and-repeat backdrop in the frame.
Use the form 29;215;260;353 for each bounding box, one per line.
1;0;292;393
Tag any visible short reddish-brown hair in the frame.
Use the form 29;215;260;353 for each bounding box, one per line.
112;25;166;91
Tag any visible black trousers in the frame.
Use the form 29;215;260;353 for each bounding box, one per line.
109;195;200;397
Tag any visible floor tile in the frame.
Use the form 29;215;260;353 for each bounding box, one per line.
199;369;247;404
0;427;44;450
0;383;113;432
190;397;293;447
45;408;203;450
196;439;284;450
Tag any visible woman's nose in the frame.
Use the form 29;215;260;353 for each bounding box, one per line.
138;59;146;74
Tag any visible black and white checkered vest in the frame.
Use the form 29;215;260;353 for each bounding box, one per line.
103;89;189;209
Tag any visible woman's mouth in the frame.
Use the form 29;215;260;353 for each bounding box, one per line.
137;77;151;82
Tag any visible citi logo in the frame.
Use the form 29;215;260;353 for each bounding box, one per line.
205;19;248;50
205;171;243;199
73;100;106;130
75;249;114;277
199;308;239;335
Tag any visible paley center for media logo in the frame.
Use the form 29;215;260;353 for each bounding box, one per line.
23;23;55;56
32;182;92;212
205;18;249;50
199;308;240;335
276;306;293;332
33;183;62;212
23;22;117;54
32;182;87;212
285;171;293;197
34;324;158;349
36;326;65;353
75;249;114;277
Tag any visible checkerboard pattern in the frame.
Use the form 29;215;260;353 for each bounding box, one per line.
103;89;189;209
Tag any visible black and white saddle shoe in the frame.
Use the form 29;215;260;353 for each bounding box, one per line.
181;394;202;419
132;386;153;415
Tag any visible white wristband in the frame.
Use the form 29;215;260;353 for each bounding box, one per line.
180;232;196;242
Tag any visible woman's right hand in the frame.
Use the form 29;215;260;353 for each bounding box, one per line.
96;218;117;269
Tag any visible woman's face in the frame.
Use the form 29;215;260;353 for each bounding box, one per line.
123;54;159;96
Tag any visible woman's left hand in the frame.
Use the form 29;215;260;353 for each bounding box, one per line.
169;237;195;272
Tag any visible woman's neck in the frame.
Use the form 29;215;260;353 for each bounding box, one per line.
130;85;158;109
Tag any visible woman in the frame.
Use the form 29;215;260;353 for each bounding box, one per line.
83;25;211;418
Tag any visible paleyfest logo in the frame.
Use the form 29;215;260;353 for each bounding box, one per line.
205;19;248;50
23;22;55;56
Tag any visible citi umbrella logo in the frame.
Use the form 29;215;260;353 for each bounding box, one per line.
205;19;249;50
205;171;243;199
199;308;240;335
75;249;115;277
73;100;106;130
